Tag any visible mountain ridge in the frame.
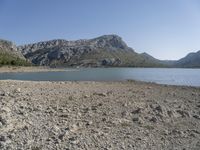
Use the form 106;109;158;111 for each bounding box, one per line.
17;35;164;67
0;35;200;68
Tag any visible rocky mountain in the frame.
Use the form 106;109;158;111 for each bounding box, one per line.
0;39;30;66
173;50;200;68
1;35;200;68
17;35;164;67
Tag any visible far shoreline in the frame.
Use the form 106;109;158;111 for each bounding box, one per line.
0;66;200;73
0;66;76;73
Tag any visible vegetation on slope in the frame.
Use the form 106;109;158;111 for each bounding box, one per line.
0;52;31;67
74;48;166;67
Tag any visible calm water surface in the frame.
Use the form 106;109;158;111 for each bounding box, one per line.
0;68;200;87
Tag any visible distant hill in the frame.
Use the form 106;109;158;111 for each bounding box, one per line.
173;50;200;68
0;40;30;66
1;35;200;68
17;35;164;67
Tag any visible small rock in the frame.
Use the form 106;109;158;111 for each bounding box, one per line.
77;112;82;117
70;124;79;132
68;96;73;100
91;106;97;111
82;107;89;113
163;129;169;135
23;125;29;130
191;92;196;96
51;125;60;135
98;103;103;106
193;115;200;120
58;131;68;141
0;135;6;142
106;91;113;95
150;117;157;123
0;116;7;125
15;88;21;93
123;103;127;107
93;92;107;97
69;137;78;144
151;104;163;113
132;108;142;114
121;111;128;117
171;129;184;135
172;92;176;97
2;107;11;113
0;91;5;96
45;107;55;114
86;121;93;126
155;105;163;113
176;110;190;118
83;95;90;98
189;133;196;137
102;118;106;122
167;110;173;117
190;129;200;134
7;133;15;139
132;117;139;122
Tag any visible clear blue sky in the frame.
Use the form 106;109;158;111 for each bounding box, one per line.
0;0;200;60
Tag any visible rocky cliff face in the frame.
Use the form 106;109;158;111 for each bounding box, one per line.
17;35;162;67
18;35;129;55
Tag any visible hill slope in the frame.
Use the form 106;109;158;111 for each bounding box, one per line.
18;35;164;67
173;50;200;68
0;40;30;66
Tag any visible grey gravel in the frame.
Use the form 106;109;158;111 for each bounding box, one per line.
0;80;200;150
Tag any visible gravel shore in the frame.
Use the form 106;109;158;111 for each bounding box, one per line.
0;80;200;150
0;66;68;73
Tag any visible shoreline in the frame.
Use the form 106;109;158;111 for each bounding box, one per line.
0;77;200;88
1;79;200;89
0;66;200;73
0;66;70;73
0;80;200;149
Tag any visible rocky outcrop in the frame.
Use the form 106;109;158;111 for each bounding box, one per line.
17;35;163;67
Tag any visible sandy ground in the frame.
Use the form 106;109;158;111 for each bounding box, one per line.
0;80;200;150
0;66;68;73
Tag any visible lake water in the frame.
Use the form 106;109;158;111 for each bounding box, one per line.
0;68;200;87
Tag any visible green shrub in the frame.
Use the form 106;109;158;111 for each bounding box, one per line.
0;52;31;66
